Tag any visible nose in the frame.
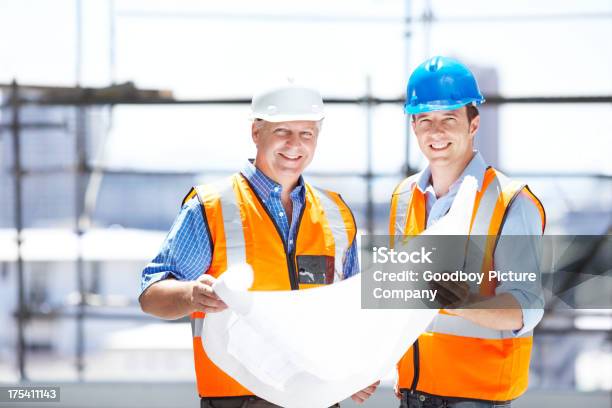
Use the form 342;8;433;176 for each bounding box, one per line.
285;132;301;147
429;123;447;139
430;130;445;141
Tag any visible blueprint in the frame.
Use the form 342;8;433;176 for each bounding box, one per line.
201;176;477;407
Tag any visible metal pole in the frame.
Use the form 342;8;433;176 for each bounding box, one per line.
423;0;433;58
364;76;374;234
75;0;82;85
74;106;87;380
109;0;116;84
74;0;86;380
10;80;27;381
403;0;413;177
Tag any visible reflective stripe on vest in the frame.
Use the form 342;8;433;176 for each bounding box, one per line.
199;178;248;266
426;313;532;340
389;176;417;239
188;173;356;398
391;167;546;401
313;187;351;283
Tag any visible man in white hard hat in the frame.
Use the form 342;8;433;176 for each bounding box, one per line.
139;81;378;407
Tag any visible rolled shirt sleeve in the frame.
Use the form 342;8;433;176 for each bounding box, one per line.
139;197;212;297
494;191;545;336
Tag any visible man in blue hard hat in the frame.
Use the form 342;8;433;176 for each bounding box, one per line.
389;56;546;407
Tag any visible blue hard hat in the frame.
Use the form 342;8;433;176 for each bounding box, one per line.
404;56;485;115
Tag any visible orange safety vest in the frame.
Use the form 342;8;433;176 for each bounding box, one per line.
184;173;356;398
389;166;545;402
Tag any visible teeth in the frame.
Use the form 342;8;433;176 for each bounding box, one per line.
431;142;449;149
282;153;300;159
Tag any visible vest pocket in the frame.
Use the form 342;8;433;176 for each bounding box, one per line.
296;255;335;284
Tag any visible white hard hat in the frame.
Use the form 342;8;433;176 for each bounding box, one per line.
250;80;325;122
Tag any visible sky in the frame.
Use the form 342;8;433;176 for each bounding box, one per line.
0;0;611;176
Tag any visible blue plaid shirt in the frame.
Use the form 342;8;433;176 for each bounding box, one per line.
140;160;359;295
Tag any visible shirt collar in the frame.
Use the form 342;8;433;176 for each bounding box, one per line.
241;159;305;202
416;150;488;194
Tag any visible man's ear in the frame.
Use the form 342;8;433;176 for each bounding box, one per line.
469;115;480;138
251;121;259;144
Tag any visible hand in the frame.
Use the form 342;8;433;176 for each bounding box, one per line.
351;380;379;404
394;382;402;400
429;278;471;309
190;274;227;313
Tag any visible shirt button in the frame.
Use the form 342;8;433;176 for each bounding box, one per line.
274;187;280;192
279;211;284;217
289;239;293;244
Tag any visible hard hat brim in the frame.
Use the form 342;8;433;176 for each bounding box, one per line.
250;113;325;122
404;99;485;115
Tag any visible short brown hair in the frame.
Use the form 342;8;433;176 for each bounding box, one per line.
466;104;479;123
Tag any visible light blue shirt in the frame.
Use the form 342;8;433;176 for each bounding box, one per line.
140;160;359;296
416;151;545;336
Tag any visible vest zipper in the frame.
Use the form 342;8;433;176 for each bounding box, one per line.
240;175;303;290
406;184;423;395
410;339;420;393
287;205;306;290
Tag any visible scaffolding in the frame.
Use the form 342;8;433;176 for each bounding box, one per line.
1;79;611;383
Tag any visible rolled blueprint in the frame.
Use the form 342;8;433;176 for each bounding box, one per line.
202;176;478;408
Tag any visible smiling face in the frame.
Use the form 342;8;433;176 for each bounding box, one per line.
411;106;480;167
252;120;319;185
